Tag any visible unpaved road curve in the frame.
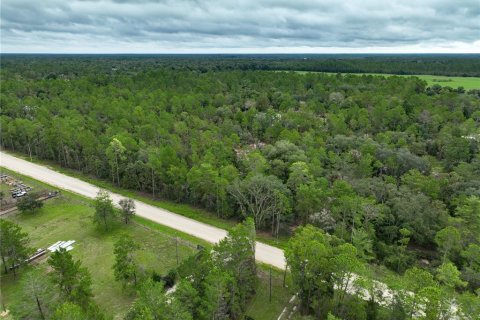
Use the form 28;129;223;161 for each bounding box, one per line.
0;151;286;269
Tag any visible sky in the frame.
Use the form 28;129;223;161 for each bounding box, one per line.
1;0;479;54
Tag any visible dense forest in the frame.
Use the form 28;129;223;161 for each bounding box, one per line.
2;54;480;77
1;55;480;318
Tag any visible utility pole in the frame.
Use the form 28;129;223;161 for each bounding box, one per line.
269;268;272;303
175;237;179;266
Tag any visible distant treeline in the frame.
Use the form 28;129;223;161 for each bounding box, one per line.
2;54;480;77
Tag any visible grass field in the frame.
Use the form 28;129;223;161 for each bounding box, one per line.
414;74;480;90
291;71;480;90
0;176;198;318
0;169;293;319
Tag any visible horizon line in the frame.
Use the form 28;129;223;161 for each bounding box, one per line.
1;52;479;55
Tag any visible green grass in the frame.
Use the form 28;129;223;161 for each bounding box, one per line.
288;71;480;90
0;183;11;194
414;74;480;90
246;265;293;320
0;170;292;319
0;193;197;319
3;151;290;249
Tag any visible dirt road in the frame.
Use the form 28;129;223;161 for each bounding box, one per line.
0;151;286;269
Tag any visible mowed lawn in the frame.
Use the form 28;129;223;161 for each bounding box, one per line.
0;170;293;319
1;195;198;319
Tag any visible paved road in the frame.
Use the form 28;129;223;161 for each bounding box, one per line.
0;151;286;269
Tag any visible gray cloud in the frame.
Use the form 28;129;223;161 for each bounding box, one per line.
1;0;479;53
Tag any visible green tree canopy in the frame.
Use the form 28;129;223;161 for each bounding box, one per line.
93;190;116;231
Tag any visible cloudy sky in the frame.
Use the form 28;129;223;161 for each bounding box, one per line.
1;0;479;53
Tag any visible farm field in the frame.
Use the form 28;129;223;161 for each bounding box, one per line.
413;74;480;90
292;71;480;89
0;169;292;319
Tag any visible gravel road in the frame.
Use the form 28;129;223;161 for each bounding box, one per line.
0;151;286;269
